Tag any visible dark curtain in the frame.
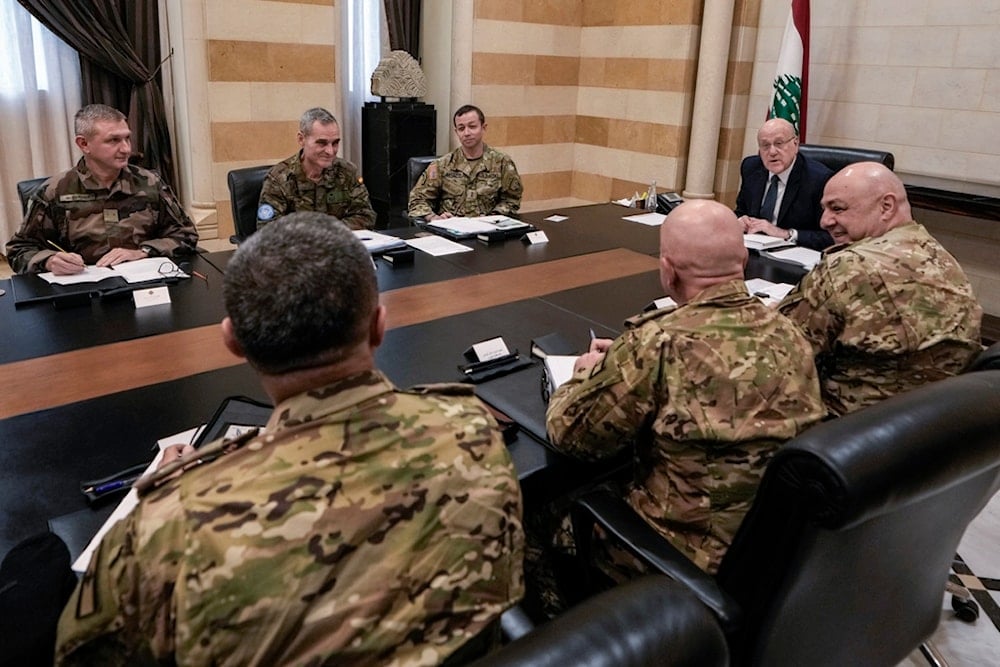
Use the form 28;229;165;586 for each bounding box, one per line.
17;0;177;189
383;0;421;60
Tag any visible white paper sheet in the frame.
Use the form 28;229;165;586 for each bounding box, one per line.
621;212;666;226
405;235;474;256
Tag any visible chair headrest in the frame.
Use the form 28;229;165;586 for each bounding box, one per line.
798;143;895;172
771;370;1000;529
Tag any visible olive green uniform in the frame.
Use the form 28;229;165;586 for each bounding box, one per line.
258;153;376;230
6;159;198;274
407;145;523;219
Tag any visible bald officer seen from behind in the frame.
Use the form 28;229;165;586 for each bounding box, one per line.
545;200;825;576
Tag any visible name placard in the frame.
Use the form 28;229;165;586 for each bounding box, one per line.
133;286;171;308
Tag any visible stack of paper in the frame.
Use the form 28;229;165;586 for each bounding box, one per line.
543;355;579;396
39;257;186;285
743;233;793;250
762;246;822;270
354;229;407;254
425;215;532;239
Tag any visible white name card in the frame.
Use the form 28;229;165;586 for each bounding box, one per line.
133;285;171;308
471;336;511;362
524;231;549;244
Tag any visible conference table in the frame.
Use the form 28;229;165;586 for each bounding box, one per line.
0;204;808;561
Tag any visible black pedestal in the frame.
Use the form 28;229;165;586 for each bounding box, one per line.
362;101;436;229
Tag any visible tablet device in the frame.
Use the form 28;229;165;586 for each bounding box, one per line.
192;395;273;448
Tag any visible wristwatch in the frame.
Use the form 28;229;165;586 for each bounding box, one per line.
786;229;798;245
140;245;155;256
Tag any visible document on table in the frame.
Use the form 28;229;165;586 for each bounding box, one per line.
354;229;407;253
621;212;666;226
743;233;793;250
762;246;822;270
543;355;580;397
745;278;795;305
405;235;474;256
72;426;203;573
40;257;186;285
425;215;532;239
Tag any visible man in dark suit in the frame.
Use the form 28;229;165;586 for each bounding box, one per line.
735;118;834;251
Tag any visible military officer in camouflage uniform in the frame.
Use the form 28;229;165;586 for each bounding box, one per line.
56;213;524;666
779;162;982;417
408;104;523;220
257;108;375;231
5;104;198;275
545;200;824;577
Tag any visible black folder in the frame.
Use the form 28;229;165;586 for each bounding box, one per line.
10;272;126;307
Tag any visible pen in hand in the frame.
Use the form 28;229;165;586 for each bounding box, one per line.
46;239;70;254
45;238;85;271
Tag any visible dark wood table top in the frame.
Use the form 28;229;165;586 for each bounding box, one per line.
0;203;812;561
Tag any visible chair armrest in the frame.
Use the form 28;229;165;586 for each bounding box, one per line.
499;605;534;642
572;489;743;634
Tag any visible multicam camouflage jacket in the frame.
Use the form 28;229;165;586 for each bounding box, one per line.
407;145;523;218
779;222;983;417
57;370;525;667
546;279;825;573
5;159;198;273
257;153;376;230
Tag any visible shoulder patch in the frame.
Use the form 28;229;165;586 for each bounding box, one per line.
257;203;276;221
406;382;475;397
626;305;677;328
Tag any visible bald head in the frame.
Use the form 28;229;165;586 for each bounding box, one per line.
819;161;912;244
659;200;748;303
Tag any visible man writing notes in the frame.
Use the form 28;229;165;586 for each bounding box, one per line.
735;118;834;251
257;107;376;230
56;214;525;666
545;200;824;576
5;104;198;275
408;104;523;221
779;162;982;417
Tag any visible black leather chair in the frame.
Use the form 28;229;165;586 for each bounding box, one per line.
406;155;438;195
571;370;1000;667
965;341;1000;372
17;176;49;214
471;576;729;667
798;143;895;173
227;165;273;243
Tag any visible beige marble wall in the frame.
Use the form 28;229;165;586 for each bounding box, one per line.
463;0;704;210
168;0;337;239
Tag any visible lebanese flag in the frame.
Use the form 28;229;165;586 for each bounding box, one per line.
768;0;810;141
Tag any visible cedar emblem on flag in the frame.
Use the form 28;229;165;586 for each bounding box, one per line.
768;0;810;140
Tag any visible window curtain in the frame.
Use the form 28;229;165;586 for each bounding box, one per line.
0;3;81;248
340;0;386;171
16;0;177;190
383;0;421;59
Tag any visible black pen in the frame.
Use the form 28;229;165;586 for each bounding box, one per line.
462;351;519;375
